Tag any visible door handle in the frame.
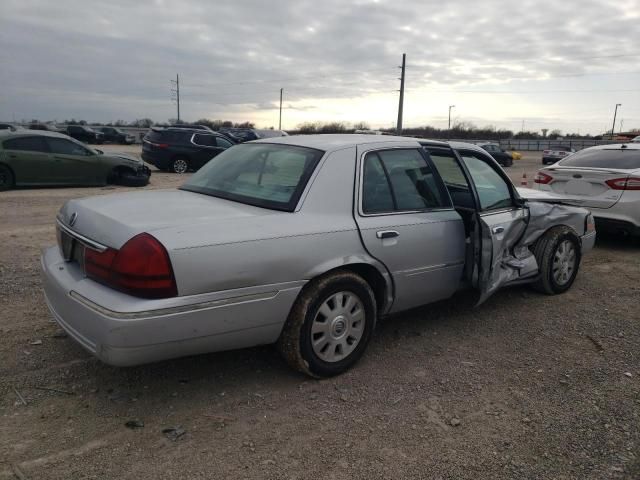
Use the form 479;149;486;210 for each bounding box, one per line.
376;230;399;239
492;226;505;234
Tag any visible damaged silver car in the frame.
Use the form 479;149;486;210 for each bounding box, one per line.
41;135;596;378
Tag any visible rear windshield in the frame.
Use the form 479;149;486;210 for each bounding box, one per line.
180;143;324;211
559;148;640;169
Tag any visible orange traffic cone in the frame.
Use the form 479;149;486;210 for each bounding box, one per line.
520;172;528;187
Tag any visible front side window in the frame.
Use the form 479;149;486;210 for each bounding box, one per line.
362;149;449;214
180;143;324;211
216;137;233;148
3;136;48;153
46;138;92;156
460;151;512;210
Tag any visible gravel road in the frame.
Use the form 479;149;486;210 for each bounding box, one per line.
0;147;638;479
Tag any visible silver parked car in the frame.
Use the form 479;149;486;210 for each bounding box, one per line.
535;143;640;236
41;135;596;377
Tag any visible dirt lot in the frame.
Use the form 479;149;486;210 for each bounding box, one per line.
0;147;638;479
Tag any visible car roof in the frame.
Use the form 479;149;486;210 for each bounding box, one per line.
447;141;491;154
0;129;69;139
251;134;448;151
580;143;640;151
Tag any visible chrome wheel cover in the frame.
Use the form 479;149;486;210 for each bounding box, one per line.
311;291;365;363
552;239;576;286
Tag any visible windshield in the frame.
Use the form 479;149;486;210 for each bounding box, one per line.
559;148;640;169
180;143;325;211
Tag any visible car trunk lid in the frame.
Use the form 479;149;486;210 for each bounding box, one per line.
58;189;278;250
538;166;638;208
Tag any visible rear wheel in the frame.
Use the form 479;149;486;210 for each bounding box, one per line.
0;164;15;191
170;157;189;174
531;226;581;294
277;271;377;378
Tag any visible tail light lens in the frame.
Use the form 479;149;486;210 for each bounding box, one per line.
605;177;640;191
543;150;550;155
84;233;177;299
534;172;554;184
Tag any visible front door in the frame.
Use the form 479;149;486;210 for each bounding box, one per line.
354;146;466;313
456;148;531;303
44;137;103;184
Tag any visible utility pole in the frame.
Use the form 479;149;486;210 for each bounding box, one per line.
448;105;456;130
279;88;283;130
170;74;181;123
611;103;621;137
396;53;406;134
521;119;525;133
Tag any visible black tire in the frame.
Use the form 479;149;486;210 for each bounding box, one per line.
0;164;15;191
531;226;581;295
277;270;377;378
170;157;189;174
110;168;150;187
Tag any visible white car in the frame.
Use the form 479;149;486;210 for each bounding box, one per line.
534;143;640;236
631;135;640;143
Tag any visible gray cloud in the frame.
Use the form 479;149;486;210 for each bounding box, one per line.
1;0;639;131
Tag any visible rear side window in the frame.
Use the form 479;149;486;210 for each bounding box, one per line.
3;136;48;153
559;148;640;169
362;149;450;214
147;130;189;144
192;134;217;147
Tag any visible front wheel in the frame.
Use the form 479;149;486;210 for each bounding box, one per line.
531;226;581;294
277;271;377;378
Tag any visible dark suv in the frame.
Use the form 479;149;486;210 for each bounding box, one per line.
141;127;235;173
99;127;135;145
65;125;104;144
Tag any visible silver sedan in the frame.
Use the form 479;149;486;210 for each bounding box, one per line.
42;135;596;377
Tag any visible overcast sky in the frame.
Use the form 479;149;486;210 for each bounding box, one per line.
1;0;639;134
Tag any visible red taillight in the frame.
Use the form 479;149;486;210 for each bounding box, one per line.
543;150;550;155
605;177;640;191
534;172;554;184
84;233;177;299
156;143;169;148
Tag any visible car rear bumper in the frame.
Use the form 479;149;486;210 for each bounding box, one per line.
41;246;302;366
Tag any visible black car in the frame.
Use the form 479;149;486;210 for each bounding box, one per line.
541;146;576;165
99;127;135;145
477;143;513;167
141;127;235;173
65;125;104;144
0;123;19;131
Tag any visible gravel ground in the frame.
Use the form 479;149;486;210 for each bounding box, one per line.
0;147;638;479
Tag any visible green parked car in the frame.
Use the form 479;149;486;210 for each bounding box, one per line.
0;130;150;191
